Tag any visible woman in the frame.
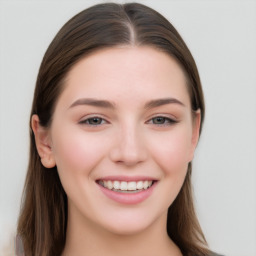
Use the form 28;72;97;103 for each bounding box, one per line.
17;2;220;256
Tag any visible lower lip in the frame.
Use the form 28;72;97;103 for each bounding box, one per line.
97;182;157;205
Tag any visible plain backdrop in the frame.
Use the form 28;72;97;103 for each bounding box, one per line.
0;0;255;255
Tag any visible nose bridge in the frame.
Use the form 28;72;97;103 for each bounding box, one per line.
110;120;147;166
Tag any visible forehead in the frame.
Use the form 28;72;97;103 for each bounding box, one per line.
58;46;190;108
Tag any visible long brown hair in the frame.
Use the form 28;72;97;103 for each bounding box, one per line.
17;3;209;256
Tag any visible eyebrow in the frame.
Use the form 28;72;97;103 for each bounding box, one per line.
144;98;185;109
69;98;115;109
69;97;185;109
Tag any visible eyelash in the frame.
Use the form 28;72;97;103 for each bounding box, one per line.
147;116;178;126
79;116;107;126
79;115;177;127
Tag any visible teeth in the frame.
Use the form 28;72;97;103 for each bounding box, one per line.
136;181;143;190
127;181;136;191
113;181;120;190
100;180;154;191
120;181;127;190
143;181;149;189
107;180;113;190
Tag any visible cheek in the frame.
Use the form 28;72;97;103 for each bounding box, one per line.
51;127;109;177
149;128;192;175
147;128;192;211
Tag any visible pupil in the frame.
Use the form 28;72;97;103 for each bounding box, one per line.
90;118;101;124
154;117;165;124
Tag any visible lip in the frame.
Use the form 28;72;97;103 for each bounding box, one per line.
96;176;158;205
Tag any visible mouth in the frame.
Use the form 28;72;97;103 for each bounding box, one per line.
97;180;155;193
96;177;157;204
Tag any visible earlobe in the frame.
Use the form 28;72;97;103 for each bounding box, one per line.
31;114;56;168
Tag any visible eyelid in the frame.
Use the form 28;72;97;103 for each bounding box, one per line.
78;114;109;126
146;114;178;126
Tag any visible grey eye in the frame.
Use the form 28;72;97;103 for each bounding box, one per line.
150;116;177;126
152;117;167;124
87;117;103;125
79;117;105;126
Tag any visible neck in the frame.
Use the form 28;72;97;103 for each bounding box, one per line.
62;206;182;256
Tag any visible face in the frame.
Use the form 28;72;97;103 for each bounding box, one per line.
34;46;200;235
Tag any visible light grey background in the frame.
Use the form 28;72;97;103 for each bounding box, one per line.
0;1;255;255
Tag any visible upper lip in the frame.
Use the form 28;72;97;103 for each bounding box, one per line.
96;175;158;182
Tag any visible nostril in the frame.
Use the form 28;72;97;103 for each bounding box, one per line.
108;129;148;165
109;146;147;166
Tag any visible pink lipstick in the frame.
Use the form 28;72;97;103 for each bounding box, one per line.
96;176;157;205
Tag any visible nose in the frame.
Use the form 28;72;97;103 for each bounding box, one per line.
109;125;147;166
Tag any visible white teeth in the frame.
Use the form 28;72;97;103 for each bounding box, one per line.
100;180;154;191
120;181;127;190
136;181;143;190
143;181;149;189
113;181;120;190
127;181;137;190
107;180;113;190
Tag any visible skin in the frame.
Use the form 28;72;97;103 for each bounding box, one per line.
32;46;200;256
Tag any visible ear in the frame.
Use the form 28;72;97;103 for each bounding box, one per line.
188;109;201;162
31;114;56;168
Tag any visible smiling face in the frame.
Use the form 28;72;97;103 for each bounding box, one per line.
33;46;200;236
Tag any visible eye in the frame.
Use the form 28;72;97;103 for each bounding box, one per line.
79;117;107;126
148;116;177;126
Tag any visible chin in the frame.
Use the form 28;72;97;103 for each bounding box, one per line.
103;220;153;236
95;208;164;236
